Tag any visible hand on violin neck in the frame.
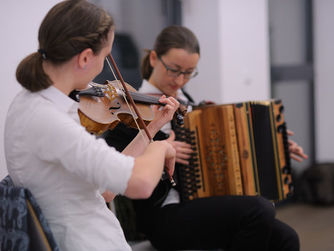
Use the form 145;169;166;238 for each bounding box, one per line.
147;96;180;135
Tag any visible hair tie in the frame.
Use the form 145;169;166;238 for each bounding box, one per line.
38;49;47;60
144;49;152;54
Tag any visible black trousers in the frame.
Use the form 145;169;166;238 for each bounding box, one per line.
145;195;299;251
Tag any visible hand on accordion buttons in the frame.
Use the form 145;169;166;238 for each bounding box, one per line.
287;130;309;162
167;130;193;165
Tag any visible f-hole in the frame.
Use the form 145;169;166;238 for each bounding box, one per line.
109;102;121;115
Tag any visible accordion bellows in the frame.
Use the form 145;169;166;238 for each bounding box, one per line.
175;99;292;202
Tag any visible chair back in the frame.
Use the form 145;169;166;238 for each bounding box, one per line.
0;175;59;251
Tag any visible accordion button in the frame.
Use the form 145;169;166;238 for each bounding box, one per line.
282;166;291;174
288;184;294;193
276;114;282;122
284;177;290;184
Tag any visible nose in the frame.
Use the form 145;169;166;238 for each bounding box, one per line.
174;73;186;86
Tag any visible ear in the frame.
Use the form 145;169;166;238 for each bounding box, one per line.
149;50;158;68
77;48;94;69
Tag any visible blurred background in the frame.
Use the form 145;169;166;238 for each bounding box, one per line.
1;0;333;250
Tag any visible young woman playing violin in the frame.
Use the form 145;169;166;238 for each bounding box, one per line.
4;1;180;250
104;25;308;251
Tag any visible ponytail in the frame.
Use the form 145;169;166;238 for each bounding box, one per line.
141;50;153;80
16;52;52;92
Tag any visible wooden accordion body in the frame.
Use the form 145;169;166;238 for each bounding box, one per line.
174;99;293;202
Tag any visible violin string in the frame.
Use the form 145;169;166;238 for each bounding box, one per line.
129;92;160;104
105;57;147;141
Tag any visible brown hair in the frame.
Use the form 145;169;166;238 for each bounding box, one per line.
141;25;200;80
16;0;114;92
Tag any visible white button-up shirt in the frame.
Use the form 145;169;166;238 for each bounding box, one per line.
5;86;134;250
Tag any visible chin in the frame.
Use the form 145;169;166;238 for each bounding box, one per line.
169;91;177;98
167;88;178;97
76;83;89;90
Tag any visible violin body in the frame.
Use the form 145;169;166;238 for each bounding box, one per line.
78;80;153;135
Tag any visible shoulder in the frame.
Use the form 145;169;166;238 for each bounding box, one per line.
9;90;78;140
7;90;54;126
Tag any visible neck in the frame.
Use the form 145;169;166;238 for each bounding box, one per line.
42;60;76;96
147;77;158;90
146;77;177;98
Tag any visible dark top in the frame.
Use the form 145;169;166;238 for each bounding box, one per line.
103;88;195;238
104;123;175;236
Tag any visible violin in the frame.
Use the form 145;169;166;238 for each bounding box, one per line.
78;54;179;185
78;80;171;135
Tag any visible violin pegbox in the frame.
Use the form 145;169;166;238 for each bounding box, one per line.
104;82;119;102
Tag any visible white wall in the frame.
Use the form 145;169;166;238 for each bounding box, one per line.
313;1;334;162
182;0;270;104
0;0;62;179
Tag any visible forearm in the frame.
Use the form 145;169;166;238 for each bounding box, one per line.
124;141;168;198
121;122;163;157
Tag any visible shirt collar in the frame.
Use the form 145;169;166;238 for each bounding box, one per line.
139;79;162;94
140;79;188;103
39;86;76;113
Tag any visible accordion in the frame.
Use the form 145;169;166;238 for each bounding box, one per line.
174;99;292;202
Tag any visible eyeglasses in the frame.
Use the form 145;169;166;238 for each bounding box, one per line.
158;55;198;79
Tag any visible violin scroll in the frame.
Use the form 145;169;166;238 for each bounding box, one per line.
78;86;105;98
